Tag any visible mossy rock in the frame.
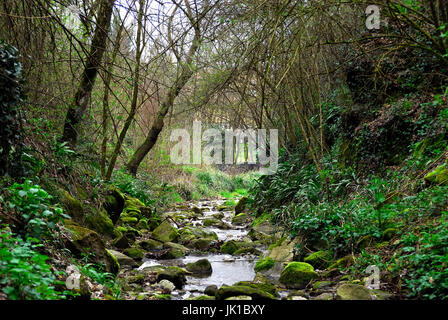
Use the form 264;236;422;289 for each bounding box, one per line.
63;220;118;274
424;164;448;185
267;238;297;263
336;284;372;300
60;190;84;221
105;249;121;272
212;212;224;219
381;228;397;241
204;285;218;296
234;281;278;297
233;247;261;256
152;220;178;243
162;242;189;259
137;239;163;250
303;250;332;269
156;266;187;289
231;213;251;226
111;234;131;249
186;259;212;275
86;208;115;237
136;218;149;230
123;247;145;260
192;206;204;215
120;216;138;225
328;254;354;269
217;205;232;211
254;257;275;272
225;296;252;300
188;295;215;300
202;218;221;227
220;240;251;255
278;262;318;289
123;196;145;216
234;197;248;214
312;281;332;290
190;238;214;250
215;285;275;300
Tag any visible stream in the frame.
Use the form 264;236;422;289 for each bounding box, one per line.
137;199;266;299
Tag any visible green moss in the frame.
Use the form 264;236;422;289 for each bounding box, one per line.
152;220;178;243
189;295;215;300
86;208;115;237
105;249;120;271
233;247;261;256
234;281;278;297
303;250;332;269
186;259;212;275
232;213;251;225
381;228;397;240
123;247;145;260
121;217;138;224
136;218;149;230
216;285;275;300
267;237;286;251
60;190;83;221
328;254;354;270
154;294;171;300
220;240;239;254
254;257;275;272
278;262;318;289
202;218;220;227
424;164;448;185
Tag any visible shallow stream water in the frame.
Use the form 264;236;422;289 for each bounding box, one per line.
138;198;264;299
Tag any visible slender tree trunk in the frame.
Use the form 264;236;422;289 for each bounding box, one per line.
126;0;204;176
62;0;114;144
105;0;145;181
101;16;124;178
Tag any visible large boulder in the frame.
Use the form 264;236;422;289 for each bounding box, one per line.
278;262;318;289
162;242;189;259
107;249;138;268
215;284;275;300
267;238;298;263
336;284;372;300
220;240;253;255
186;259;212;276
123;246;145;260
152;220;178;243
232;213;252;226
63;220;119;274
156;266;187;289
254;257;275;273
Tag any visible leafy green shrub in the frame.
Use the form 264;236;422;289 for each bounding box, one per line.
2;180;68;239
0;227;68;299
78;262;120;299
398;212;448;299
109;169;155;206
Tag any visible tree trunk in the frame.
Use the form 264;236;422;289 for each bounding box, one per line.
62;0;115;145
101;15;125;178
105;0;145;181
126;1;204;176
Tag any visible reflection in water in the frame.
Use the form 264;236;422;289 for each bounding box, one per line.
139;253;259;299
138;199;263;299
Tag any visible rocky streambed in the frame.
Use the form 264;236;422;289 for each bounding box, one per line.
101;197;395;301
